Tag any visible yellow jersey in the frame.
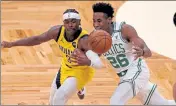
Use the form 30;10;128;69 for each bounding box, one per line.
56;26;95;90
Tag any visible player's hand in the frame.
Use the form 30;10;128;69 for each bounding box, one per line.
69;48;91;66
132;46;144;60
1;41;13;48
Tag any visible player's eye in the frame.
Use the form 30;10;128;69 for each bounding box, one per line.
71;19;76;23
64;21;69;24
97;19;102;23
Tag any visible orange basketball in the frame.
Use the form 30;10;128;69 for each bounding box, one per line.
88;30;112;54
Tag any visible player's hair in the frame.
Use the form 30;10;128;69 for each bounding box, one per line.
63;9;79;14
174;12;176;26
92;2;114;18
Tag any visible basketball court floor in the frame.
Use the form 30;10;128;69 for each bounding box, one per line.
1;1;176;105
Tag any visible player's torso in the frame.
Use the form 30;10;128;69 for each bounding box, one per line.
103;22;136;73
57;26;88;69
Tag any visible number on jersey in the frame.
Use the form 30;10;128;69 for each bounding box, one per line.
107;54;129;68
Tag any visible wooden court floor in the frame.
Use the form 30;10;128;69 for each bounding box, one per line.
1;1;176;105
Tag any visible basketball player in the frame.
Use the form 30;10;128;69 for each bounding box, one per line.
90;2;176;105
1;9;103;105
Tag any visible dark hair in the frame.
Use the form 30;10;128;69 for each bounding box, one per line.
174;12;176;26
92;2;114;18
63;9;79;14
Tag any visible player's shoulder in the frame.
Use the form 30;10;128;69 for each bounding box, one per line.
113;21;126;31
78;27;89;41
47;25;62;41
80;34;88;40
121;23;136;32
47;25;62;36
49;25;62;31
114;21;135;33
78;28;89;43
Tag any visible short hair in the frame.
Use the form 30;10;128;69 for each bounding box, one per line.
92;2;114;18
174;12;176;26
63;9;79;14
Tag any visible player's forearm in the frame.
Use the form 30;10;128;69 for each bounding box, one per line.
132;38;152;58
11;36;41;47
140;38;152;58
137;41;152;58
86;50;104;69
134;38;152;58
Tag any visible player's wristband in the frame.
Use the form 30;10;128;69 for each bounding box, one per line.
86;50;103;69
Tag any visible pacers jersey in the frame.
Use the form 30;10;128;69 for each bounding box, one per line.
57;26;89;69
102;22;136;73
56;26;95;90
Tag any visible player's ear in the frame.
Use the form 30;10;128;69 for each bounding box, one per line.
78;19;81;26
107;17;112;24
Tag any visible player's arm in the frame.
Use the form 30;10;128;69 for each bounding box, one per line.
121;24;152;58
1;25;61;48
75;34;104;68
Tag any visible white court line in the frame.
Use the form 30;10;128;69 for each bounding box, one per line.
116;1;176;60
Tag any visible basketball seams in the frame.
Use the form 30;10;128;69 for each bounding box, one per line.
94;37;110;54
89;38;99;49
105;37;112;50
89;35;100;43
88;32;104;42
91;35;111;53
88;30;112;54
92;37;106;53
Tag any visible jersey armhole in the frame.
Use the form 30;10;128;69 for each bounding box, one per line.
77;34;88;52
119;22;128;43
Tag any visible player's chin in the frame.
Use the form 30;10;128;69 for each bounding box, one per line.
68;30;76;35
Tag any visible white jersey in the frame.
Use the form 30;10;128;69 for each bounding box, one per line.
102;21;137;73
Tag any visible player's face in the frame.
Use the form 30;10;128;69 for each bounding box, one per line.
63;18;80;35
93;12;112;31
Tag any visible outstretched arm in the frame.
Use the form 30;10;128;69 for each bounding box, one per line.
1;25;61;48
122;24;152;58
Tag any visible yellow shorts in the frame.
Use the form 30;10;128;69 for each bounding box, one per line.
60;66;95;90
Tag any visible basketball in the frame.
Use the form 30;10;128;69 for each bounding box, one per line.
88;30;112;54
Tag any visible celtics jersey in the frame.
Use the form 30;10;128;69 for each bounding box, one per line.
56;26;88;69
102;22;136;73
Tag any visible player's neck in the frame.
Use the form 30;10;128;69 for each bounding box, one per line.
107;24;113;36
65;27;80;39
65;32;75;41
64;27;81;42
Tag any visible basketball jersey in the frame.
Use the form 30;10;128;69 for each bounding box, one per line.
56;26;89;69
102;22;136;73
